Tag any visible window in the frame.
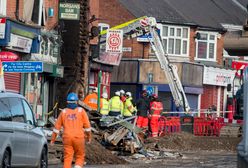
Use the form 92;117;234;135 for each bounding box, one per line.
0;98;11;121
9;98;25;123
161;25;190;56
195;32;217;61
98;23;110;52
0;0;7;16
22;99;35;125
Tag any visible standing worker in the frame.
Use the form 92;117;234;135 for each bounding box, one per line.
109;91;123;116
123;92;135;118
50;93;92;168
100;92;109;116
83;87;98;111
149;94;163;137
136;90;150;130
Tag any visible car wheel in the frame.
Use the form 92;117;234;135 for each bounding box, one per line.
2;150;11;168
37;147;48;168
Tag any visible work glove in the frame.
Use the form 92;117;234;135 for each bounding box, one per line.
85;131;92;144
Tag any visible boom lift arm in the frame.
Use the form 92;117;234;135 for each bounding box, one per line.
100;16;191;113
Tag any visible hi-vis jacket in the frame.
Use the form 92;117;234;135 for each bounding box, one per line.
51;107;91;140
100;98;109;115
123;97;135;117
150;101;163;116
83;93;98;110
109;96;123;113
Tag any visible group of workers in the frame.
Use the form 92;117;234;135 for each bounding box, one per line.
50;88;163;168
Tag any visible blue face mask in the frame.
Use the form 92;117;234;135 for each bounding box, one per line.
67;103;78;109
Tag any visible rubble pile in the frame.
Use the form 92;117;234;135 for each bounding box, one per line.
145;132;241;151
85;138;127;165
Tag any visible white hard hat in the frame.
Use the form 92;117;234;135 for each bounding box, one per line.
126;92;132;97
115;91;120;96
119;89;125;94
102;92;108;99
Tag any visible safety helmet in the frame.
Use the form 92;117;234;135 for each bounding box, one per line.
102;92;108;99
115;91;121;96
67;92;79;102
125;92;132;97
151;94;158;99
119;89;125;95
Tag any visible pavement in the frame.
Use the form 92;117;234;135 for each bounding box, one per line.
48;150;237;168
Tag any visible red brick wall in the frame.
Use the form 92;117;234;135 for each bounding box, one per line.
44;0;59;30
216;36;224;66
201;85;224;111
7;0;24;19
94;0;150;58
189;28;196;62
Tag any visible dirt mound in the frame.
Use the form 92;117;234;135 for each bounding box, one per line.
145;132;241;151
85;138;127;165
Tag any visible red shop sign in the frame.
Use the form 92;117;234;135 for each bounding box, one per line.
0;51;19;61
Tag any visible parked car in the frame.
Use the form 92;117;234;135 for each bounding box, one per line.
0;91;48;168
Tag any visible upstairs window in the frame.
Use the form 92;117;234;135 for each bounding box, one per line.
0;0;6;16
195;32;217;61
161;25;190;56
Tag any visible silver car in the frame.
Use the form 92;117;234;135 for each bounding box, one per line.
0;92;48;168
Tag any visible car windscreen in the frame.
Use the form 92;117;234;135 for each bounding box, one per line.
0;98;11;121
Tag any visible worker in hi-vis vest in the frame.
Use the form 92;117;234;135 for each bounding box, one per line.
123;92;136;118
50;93;91;168
83;87;98;111
149;94;163;137
109;91;123;116
100;92;109;116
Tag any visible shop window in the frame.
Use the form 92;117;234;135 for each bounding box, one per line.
160;25;190;56
195;31;217;61
0;0;6;16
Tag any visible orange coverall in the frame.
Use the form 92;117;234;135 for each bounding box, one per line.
83;92;98;110
150;101;163;137
51;107;91;168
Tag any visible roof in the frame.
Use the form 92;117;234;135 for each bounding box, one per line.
118;0;248;29
0;92;24;99
118;0;189;24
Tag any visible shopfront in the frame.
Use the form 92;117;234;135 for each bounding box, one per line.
0;18;40;94
201;66;236;115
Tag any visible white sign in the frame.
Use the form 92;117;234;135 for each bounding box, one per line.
106;30;123;53
203;66;236;86
0;18;6;39
7;34;33;53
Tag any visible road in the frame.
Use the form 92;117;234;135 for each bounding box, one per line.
49;150;237;168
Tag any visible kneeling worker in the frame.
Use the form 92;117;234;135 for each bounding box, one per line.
50;92;92;168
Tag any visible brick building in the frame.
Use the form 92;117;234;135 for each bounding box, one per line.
0;0;63;119
91;0;246;114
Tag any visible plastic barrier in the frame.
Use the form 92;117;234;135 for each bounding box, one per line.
158;116;181;136
193;117;226;136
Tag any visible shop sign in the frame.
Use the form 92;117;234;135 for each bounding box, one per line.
106;29;123;53
0;51;19;61
0;18;6;39
93;52;122;66
2;61;43;73
59;3;80;20
203;66;235;86
6;34;33;53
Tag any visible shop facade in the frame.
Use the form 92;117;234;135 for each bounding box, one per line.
201;66;236;116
